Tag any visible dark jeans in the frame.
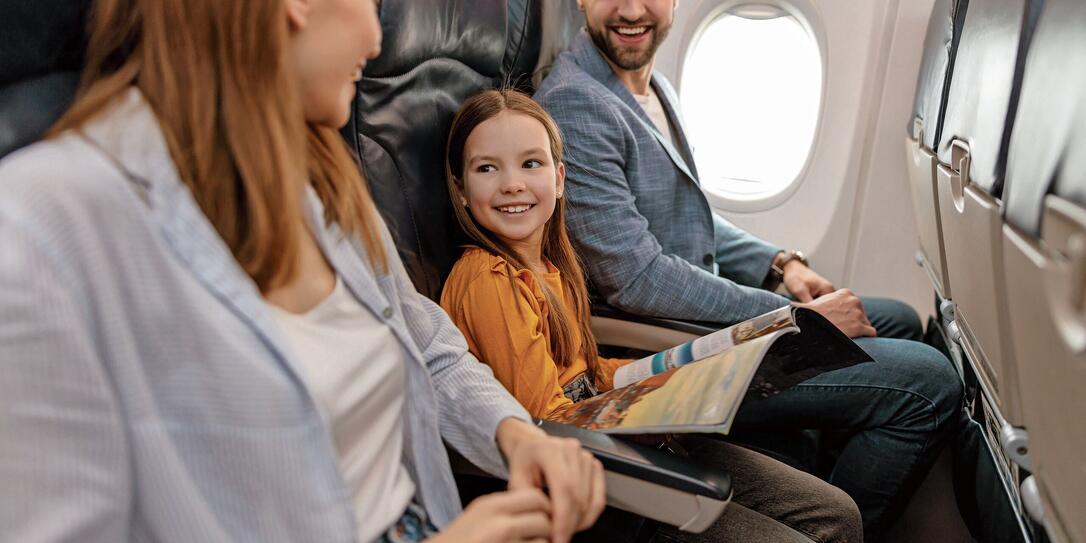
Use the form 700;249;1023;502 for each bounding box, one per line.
734;297;962;540
859;296;924;342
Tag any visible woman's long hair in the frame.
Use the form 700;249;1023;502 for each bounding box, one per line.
51;0;385;290
445;90;599;380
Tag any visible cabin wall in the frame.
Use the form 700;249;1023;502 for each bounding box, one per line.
657;0;937;318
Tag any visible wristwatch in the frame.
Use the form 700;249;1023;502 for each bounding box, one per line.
763;250;809;291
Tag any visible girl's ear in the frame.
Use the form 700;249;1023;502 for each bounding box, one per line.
286;0;310;31
454;180;469;207
555;162;566;199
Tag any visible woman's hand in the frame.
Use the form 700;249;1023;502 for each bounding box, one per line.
427;488;553;543
495;418;606;543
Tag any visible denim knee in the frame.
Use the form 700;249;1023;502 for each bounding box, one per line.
894;342;961;429
863;297;924;342
855;337;963;430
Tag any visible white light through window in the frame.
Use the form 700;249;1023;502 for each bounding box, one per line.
679;10;822;198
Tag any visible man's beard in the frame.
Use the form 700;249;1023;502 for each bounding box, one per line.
586;20;670;71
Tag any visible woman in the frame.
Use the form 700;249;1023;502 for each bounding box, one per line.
0;0;603;541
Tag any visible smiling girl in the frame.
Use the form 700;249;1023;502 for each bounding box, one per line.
440;89;863;543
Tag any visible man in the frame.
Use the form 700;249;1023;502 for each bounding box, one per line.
534;1;1014;540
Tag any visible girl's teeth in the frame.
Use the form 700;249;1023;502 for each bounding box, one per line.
499;205;531;213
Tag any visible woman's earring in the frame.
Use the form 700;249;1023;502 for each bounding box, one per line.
460;197;469;207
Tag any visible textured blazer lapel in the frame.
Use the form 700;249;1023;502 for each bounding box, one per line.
652;76;701;181
80;89;307;386
571;31;699;185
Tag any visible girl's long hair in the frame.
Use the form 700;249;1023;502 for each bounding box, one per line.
445;90;599;379
51;0;385;290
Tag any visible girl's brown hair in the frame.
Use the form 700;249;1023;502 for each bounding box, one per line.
445;89;600;379
51;0;385;290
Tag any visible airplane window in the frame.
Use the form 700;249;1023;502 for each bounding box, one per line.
680;9;822;199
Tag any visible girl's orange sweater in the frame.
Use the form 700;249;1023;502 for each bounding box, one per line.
440;247;630;419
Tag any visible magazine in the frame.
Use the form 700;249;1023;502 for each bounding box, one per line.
549;306;872;434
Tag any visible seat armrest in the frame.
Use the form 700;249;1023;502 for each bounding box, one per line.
449;421;732;533
538;421;730;500
590;304;718;352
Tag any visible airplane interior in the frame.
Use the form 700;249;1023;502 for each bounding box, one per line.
0;0;1083;541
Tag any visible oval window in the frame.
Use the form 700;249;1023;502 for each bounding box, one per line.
679;8;822;199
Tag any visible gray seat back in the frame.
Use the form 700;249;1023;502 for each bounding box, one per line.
1000;0;1086;538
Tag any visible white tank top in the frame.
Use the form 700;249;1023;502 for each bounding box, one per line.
269;277;415;542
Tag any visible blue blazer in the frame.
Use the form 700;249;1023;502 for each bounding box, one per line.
0;89;529;541
535;31;789;324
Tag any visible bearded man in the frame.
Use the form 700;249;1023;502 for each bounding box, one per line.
534;1;1017;540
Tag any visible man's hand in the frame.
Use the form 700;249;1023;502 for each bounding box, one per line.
495;418;606;543
797;288;877;338
781;259;835;302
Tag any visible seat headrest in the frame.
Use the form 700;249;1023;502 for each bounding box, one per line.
347;0;541;299
0;0;89;85
937;0;1042;197
364;0;508;81
531;0;584;88
910;0;968;151
1004;0;1086;236
0;0;89;159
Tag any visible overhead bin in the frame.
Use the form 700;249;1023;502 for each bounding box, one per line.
906;0;969;300
1000;0;1086;539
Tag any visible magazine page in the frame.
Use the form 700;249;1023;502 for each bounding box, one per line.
742;307;873;403
550;333;785;434
612;305;796;389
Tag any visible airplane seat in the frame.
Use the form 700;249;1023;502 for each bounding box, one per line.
529;0;584;89
345;0;732;532
503;0;543;92
1000;0;1086;539
906;0;969;302
0;0;86;159
933;0;1044;435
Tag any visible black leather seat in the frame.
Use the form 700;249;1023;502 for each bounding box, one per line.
345;0;733;533
999;0;1086;538
342;0;542;300
0;0;86;159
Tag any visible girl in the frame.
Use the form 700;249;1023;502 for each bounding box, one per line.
0;1;605;542
441;89;862;543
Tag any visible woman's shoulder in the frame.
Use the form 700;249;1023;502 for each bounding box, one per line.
1;131;136;211
0;131;151;259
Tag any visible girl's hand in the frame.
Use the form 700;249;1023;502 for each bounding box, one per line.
427;488;553;543
495;418;607;543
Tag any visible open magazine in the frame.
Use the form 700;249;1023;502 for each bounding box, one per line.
548;306;872;434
